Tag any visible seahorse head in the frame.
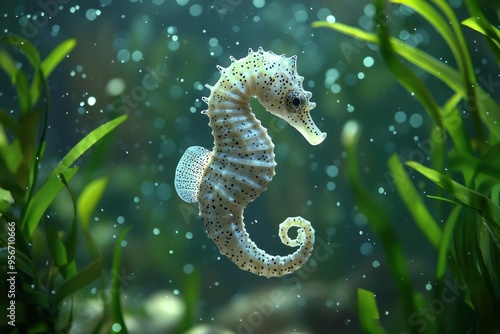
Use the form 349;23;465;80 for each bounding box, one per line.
251;48;327;146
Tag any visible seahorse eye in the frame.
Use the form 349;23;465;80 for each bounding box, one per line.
286;90;307;113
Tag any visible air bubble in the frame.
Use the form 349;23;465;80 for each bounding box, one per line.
360;242;373;255
183;263;194;274
87;96;96;106
253;0;266;8
325;165;339;177
394;111;407;123
189;4;203;16
409;114;424;128
363;56;374;67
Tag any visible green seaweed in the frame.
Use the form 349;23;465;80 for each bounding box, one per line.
0;37;128;332
315;0;500;332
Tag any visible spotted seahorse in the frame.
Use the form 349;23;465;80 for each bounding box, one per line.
174;47;327;278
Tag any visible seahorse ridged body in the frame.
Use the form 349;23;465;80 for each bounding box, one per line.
175;47;326;277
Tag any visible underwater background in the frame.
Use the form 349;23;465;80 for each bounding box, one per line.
1;0;499;333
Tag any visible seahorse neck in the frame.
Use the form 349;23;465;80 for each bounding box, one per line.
207;87;274;154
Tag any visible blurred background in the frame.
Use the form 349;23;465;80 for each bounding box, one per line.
1;0;497;333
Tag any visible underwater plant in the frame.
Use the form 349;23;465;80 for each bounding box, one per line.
0;36;128;333
314;0;499;333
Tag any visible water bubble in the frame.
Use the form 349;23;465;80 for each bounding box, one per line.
317;8;332;21
360;242;374;255
140;181;155;196
111;323;122;332
354;213;367;228
372;260;380;268
326;15;335;23
106;78;126;96
325;165;339;178
326;181;336;191
153;228;160;235
292;4;308;22
253;0;266;8
85;8;101;21
117;49;130;63
409;113;424;128
394;111;407;123
154;117;166;129
156;183;172;201
364;4;376;16
183;263;194;274
131;50;143;61
363;56;374;67
189;4;203;16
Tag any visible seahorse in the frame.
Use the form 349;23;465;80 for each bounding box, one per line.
174;47;327;278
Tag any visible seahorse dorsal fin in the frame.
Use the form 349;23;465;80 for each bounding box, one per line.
174;146;212;203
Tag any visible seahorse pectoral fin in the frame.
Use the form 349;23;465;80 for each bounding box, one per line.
284;108;327;146
174;146;212;203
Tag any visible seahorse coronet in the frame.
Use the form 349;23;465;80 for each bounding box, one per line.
174;47;327;278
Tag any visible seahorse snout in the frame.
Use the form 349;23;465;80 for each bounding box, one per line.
284;107;327;145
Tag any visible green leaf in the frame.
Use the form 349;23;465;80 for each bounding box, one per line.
407;161;500;240
12;249;38;281
463;0;500;65
375;0;444;129
22;167;78;239
442;93;471;156
387;154;442;248
311;21;500;141
357;289;387;334
53;257;103;305
49;115;128;179
341;121;418;331
45;221;76;279
178;269;200;332
455;211;500;332
462;18;500;49
449;151;500;193
41;39;76;79
0;48;17;81
0;107;21;135
390;0;461;71
43;172;80;280
77;177;109;231
436;206;461;281
59;172;79;267
0;35;41;67
30;39;77;104
0;138;23;175
0;187;14;214
408;0;484;144
14;67;32;114
110;227;132;334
